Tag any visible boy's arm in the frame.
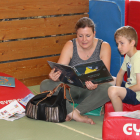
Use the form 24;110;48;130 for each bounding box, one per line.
128;73;140;92
116;68;125;86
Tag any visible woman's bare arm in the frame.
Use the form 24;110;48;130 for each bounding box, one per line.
57;40;73;65
49;40;73;81
100;42;111;72
86;41;111;90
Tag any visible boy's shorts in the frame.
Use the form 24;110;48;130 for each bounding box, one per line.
121;81;140;105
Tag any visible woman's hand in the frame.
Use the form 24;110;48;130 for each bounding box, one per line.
49;68;61;81
85;81;98;90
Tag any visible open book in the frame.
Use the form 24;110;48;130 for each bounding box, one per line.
48;60;113;88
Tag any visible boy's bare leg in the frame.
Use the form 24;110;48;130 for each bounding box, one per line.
108;86;127;111
66;109;95;125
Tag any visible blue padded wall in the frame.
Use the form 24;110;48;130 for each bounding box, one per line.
89;0;125;76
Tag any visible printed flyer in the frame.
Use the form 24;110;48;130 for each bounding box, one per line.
0;100;25;121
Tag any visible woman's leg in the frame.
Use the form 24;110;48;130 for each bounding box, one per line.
66;108;95;124
40;79;94;124
40;79;108;124
66;83;112;124
75;83;112;114
65;85;95;124
66;85;91;103
40;79;62;93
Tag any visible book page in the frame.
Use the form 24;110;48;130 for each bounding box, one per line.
75;60;113;84
123;110;140;119
47;61;84;88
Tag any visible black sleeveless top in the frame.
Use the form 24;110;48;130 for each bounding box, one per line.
69;38;103;66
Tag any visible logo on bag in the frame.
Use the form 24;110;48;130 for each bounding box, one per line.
123;123;140;136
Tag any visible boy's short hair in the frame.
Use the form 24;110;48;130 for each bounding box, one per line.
114;26;138;47
75;17;95;33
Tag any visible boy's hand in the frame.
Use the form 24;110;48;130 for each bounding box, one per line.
49;68;61;81
85;81;98;90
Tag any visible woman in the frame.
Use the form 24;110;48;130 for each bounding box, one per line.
40;17;113;124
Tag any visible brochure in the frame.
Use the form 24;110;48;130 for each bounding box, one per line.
0;100;25;121
0;76;15;87
48;60;113;88
20;93;35;106
123;110;140;119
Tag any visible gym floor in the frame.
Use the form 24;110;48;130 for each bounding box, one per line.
0;85;104;140
28;85;104;140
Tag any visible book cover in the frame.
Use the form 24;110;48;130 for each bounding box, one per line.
47;60;113;88
48;61;84;88
0;76;15;87
75;60;113;84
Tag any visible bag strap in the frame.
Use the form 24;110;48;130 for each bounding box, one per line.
37;83;70;105
53;83;75;121
65;86;74;121
63;84;70;99
42;83;70;99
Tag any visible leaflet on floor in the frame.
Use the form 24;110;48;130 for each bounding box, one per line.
0;100;25;121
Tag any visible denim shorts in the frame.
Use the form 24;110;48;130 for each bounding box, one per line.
121;81;140;105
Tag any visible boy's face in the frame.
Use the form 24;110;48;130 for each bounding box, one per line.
115;36;134;56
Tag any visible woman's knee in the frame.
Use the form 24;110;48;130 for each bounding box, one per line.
40;79;61;92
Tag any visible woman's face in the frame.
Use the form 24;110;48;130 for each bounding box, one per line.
77;27;95;49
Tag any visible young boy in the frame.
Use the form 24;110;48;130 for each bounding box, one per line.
108;26;140;111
